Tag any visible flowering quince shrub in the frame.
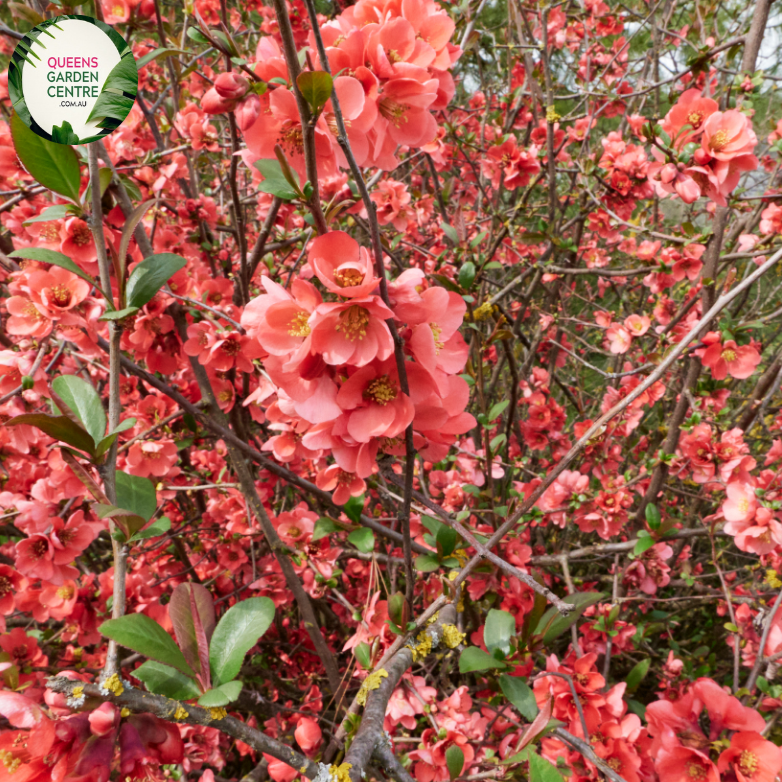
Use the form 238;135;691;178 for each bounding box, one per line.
2;1;782;782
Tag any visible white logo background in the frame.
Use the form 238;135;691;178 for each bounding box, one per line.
22;19;122;139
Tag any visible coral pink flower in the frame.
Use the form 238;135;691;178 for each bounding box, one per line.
335;360;415;443
661;88;719;146
126;440;179;478
59;217;98;272
730;506;782;555
623;314;650;337
371;180;413;230
606;324;632;354
265;757;298;782
242;277;322;358
15;534;77;584
102;0;130;24
395;287;468;375
309;231;380;299
275;506;317;548
722;481;757;523
0;566;22;615
309;298;395;367
376;70;439;148
701;338;761;380
718;732;782;782
244;87;339;180
40;580;78;621
183;321;217;363
482;138;541;190
205;331;262;373
294;718;322;756
5;295;52;338
657;747;719;782
51;511;97;565
316;465;366;504
27;267;91;320
701;110;758;162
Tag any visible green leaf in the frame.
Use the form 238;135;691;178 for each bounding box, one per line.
51;375;106;447
436;525;457;558
528;749;565;782
100;614;195;676
94;418;136;461
99;306;139;322
645;503;661;531
4;413;95;456
94;503;149;539
485;609;515;660
348;528;375;553
209;597;275;686
254;158;300;201
187;28;210;44
133;660;200;700
459;647;506;673
10;111;81;202
499;674;539;721
633;536;656;556
311;517;345;542
211;30;238;56
83;167;113;207
458;260;475;289
296;70;333;116
119;200;155;272
534;592;606;644
119;174;142;201
442;222;460;245
626;699;646;720
115;471;157;521
354;642;371;669
415;554;441;572
343;494;365;522
126;254;187;309
22;205;72;226
8;247;108;302
488;400;510;420
136;47;188;70
431;274;462;294
446;745;465;781
490;434;507;451
131;516;172;541
625;658;651;694
198;680;243;707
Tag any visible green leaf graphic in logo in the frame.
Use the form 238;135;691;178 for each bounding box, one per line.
51;121;80;145
87;53;138;127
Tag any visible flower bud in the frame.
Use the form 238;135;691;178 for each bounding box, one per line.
202;87;236;115
89;702;118;737
660;163;677;184
235;94;261;130
693;147;712;165
215;72;250;101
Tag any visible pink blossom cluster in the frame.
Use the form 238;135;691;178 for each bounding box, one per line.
648;89;759;205
234;230;475;501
